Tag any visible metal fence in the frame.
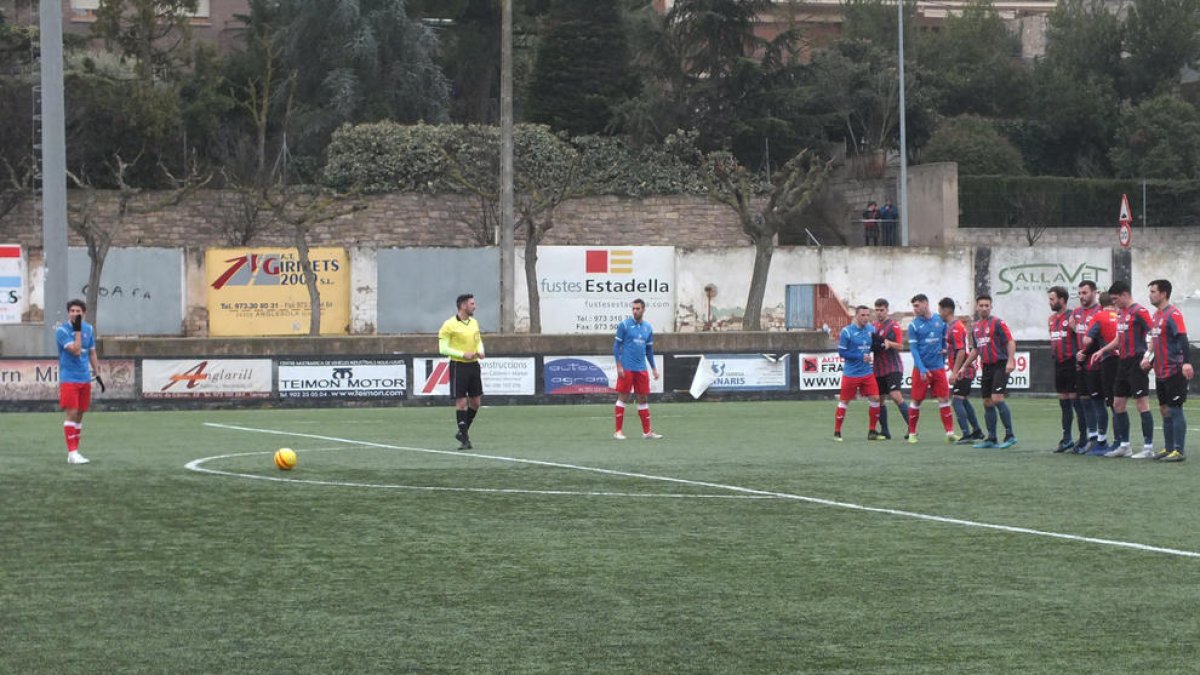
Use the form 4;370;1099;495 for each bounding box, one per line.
959;176;1200;229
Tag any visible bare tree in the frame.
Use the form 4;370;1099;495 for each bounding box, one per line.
1007;191;1057;246
67;152;209;329
703;149;832;330
264;186;364;335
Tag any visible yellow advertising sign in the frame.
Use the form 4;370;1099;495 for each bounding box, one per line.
206;248;350;336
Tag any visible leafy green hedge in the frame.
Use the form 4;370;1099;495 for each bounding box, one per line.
959;175;1200;228
323;122;710;197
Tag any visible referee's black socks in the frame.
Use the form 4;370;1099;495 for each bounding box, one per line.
457;410;469;436
466;407;478;429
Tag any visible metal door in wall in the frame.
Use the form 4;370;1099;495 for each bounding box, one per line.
785;284;814;330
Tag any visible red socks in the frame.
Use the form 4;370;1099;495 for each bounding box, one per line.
637;404;651;434
64;422;81;452
614;401;625;432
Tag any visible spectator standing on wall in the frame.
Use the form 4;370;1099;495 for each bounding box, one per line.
879;199;898;246
862;201;880;246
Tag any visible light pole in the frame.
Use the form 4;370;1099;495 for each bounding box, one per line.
499;0;515;332
897;0;909;247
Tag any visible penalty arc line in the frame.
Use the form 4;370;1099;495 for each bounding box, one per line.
202;422;1200;560
186;449;776;500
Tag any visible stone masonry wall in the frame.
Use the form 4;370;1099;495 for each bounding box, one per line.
0;191;751;250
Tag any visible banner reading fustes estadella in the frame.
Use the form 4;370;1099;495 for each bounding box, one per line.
206;248;350;336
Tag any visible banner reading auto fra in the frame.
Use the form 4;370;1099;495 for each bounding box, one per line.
206;248;350;336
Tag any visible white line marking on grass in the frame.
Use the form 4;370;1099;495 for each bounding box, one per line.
201;422;1200;559
185;447;775;501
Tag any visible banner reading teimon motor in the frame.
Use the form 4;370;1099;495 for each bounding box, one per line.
206;248;350;336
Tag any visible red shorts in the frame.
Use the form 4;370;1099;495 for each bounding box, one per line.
910;368;950;401
616;370;651;396
839;374;879;402
60;382;92;412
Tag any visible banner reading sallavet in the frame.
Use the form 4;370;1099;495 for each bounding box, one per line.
206;248;350;336
797;352;1031;391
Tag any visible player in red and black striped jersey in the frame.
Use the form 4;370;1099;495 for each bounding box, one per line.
1090;280;1155;457
1048;286;1084;452
1143;279;1193;462
872;299;910;440
1069;280;1103;452
961;295;1017;448
939;297;983;442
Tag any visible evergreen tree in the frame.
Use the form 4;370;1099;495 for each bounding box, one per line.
527;0;637;135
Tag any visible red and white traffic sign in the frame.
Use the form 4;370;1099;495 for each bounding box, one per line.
1118;194;1132;248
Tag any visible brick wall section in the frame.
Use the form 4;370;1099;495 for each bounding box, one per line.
952;227;1200;248
0;191;751;250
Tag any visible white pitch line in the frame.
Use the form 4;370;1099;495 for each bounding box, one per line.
185;448;775;500
202;422;1200;559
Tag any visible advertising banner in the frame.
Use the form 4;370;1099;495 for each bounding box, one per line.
206;248;350;336
0;244;25;323
989;248;1111;340
797;352;1032;391
413;357;536;396
0;359;136;400
544;355;666;395
143;359;272;399
699;354;790;392
535;246;675;334
278;360;407;399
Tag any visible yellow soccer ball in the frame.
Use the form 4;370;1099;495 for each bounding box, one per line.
274;448;297;471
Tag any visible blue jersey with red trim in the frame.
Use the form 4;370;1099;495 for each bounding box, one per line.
614;317;655;372
972;316;1012;365
1049;310;1077;363
56;321;95;384
839;322;876;379
1151;305;1189;378
872;319;904;376
908;313;947;374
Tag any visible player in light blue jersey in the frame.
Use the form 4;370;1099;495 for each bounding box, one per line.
613;298;662;440
56;299;103;464
834;306;882;441
906;294;960;444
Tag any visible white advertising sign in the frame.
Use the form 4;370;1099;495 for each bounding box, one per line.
544;355;666;395
701;354;790;392
989;247;1111;340
535;246;675;334
797;352;1031;391
413;357;536;396
278;360;407;399
0;244;25;323
142;359;272;398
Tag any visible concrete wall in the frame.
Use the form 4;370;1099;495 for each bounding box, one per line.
376;248;501;334
66;248;185;336
675;246;976;332
907;162;959;247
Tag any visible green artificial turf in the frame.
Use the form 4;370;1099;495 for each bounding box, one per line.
3;399;1199;673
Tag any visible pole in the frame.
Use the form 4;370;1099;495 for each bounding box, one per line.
1141;180;1147;229
897;0;909;247
40;0;68;354
499;0;515;333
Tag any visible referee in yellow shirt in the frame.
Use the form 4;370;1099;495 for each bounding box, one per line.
439;293;485;449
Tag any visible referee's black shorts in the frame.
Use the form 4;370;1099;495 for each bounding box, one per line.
449;360;483;398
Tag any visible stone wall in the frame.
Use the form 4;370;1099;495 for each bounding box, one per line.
0;190;751;250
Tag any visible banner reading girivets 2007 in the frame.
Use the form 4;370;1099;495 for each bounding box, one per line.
206;248;350;336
